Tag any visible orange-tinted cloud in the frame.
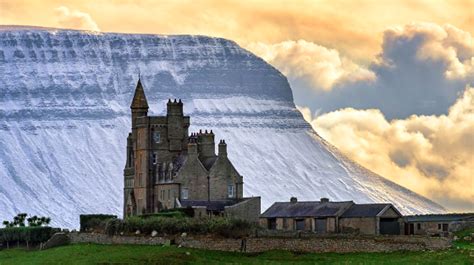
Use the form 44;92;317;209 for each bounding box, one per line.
299;86;474;212
0;0;472;62
247;40;375;91
55;6;99;31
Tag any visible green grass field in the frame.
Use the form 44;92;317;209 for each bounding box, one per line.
0;242;472;265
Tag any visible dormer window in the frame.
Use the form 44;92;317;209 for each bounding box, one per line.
153;131;161;143
227;185;234;198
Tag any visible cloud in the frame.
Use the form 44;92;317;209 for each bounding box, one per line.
1;1;472;62
301;86;474;212
281;23;474;120
247;40;375;91
380;22;474;80
55;6;100;32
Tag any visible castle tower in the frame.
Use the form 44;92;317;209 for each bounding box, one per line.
130;78;149;128
167;99;185;151
124;78;150;217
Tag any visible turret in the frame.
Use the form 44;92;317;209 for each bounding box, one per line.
130;78;149;128
167;99;185;151
167;99;183;116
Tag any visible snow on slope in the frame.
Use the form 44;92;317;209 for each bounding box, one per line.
0;27;445;228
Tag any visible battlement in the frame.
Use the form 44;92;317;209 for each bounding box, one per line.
167;98;183;116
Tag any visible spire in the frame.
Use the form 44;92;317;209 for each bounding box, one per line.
130;78;149;109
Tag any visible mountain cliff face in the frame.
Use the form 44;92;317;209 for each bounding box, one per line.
0;26;444;228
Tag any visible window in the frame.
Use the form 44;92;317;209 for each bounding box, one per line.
181;188;189;199
168;189;170;200
295;219;305;231
152;153;157;165
283;218;288;229
315;218;327;233
442;224;448;232
268;218;277;230
417;223;421;230
227;185;234;198
153;131;161;143
438;224;441;230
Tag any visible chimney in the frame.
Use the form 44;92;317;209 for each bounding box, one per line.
188;138;198;157
197;130;215;159
320;198;329;203
290;197;297;203
218;139;227;158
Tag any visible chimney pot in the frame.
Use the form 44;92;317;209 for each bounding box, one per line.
290;197;297;203
320;198;329;203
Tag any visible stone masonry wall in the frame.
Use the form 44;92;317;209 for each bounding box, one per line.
69;232;170;245
68;232;451;253
224;197;261;223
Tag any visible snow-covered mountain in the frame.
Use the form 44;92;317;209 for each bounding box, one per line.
0;26;445;228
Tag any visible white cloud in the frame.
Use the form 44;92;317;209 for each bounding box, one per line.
55;6;100;32
382;22;474;80
253;23;473;120
301;86;474;212
247;40;375;91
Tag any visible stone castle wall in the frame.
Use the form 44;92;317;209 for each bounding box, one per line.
68;232;451;253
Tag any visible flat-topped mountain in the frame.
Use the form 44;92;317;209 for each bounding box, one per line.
0;27;444;228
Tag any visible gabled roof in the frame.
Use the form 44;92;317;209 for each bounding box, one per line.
200;156;218;171
260;201;354;218
130;78;149;109
405;213;474;222
341;204;400;218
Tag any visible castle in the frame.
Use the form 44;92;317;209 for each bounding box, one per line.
123;79;260;221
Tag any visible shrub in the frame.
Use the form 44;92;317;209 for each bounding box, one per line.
105;219;125;236
117;216;254;238
0;226;57;244
140;209;192;219
80;214;117;232
2;213;51;228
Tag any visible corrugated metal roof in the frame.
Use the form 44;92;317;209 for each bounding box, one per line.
260;201;354;218
341;204;395;217
405;214;474;222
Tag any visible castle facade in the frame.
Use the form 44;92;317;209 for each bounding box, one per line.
123;79;259;220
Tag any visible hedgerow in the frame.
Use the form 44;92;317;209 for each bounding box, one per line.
79;214;117;232
104;216;255;238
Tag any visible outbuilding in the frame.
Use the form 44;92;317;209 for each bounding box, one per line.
260;197;403;235
404;214;474;236
339;204;403;235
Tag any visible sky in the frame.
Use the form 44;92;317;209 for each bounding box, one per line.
1;0;473;212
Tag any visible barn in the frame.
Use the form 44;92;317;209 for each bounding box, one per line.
260;197;403;235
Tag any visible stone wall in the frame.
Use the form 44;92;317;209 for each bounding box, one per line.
69;232;170;246
67;232;451;253
339;217;376;235
242;236;449;253
224;197;261;223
